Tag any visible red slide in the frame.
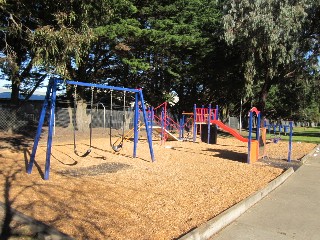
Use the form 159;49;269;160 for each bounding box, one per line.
210;120;249;142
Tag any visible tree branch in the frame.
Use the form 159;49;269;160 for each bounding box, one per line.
19;74;47;107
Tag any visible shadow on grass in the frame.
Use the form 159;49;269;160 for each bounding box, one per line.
292;130;320;138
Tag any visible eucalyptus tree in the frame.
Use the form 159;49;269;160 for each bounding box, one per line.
222;0;311;114
0;0;95;104
123;0;224;113
0;0;140;105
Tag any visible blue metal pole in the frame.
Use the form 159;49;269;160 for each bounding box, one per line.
182;114;185;139
27;79;53;174
247;111;253;164
208;104;211;144
193;104;197;142
201;105;204;137
288;121;293;162
161;109;164;143
44;79;57;180
139;90;155;162
59;80;140;93
151;107;154;139
133;92;139;158
256;112;261;140
215;105;219;120
179;118;182;139
180;115;185;139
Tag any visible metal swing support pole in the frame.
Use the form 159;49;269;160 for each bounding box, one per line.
133;90;155;162
27;78;57;180
207;104;211;144
28;78;155;180
193;104;197;142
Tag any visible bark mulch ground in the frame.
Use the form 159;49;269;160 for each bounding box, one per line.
0;131;316;239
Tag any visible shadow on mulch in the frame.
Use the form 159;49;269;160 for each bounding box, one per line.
204;148;247;163
57;162;132;177
0;134;33;151
258;158;303;171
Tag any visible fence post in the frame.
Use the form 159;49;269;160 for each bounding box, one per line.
193;104;197;142
288;121;293;162
247;111;253;164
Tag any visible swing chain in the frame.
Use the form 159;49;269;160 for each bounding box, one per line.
110;90;127;152
73;84;94;157
90;86;94;108
74;85;77;101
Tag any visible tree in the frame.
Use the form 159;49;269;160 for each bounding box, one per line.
128;0;223;114
0;0;93;104
222;0;311;114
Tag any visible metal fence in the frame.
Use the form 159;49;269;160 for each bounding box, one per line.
1;104;317;136
228;116;239;129
0;107;38;133
0;106;137;136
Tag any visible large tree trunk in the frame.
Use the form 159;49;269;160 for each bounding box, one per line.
75;99;91;132
258;79;272;117
11;76;20;105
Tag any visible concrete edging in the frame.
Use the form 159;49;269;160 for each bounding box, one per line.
178;167;295;240
300;144;320;164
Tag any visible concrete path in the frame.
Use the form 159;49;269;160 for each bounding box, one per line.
212;145;320;240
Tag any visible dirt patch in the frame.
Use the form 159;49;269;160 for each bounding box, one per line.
58;162;132;177
0;130;316;240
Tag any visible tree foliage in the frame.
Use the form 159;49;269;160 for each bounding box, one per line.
0;0;319;123
223;0;310;111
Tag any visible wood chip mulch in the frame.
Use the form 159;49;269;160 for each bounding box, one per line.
0;131;316;239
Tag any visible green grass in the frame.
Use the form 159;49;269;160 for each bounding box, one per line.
231;126;320;144
284;126;320;143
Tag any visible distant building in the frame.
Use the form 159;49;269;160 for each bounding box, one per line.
0;88;47;131
0;87;46;120
0;87;46;101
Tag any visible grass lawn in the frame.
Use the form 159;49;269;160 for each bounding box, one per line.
285;126;320;143
263;126;320;144
229;126;320;144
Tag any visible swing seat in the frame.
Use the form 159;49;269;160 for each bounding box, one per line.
74;148;91;157
273;137;281;143
112;143;123;152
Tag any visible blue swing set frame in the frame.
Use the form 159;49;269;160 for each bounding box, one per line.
27;78;155;180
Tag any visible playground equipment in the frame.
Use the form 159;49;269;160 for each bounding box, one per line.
27;78;155;180
193;104;219;143
180;112;194;141
247;107;262;163
109;90;126;152
266;123;291;142
119;107;155;142
152;102;181;143
192;104;264;164
264;121;293;162
148;102;212;143
73;85;94;157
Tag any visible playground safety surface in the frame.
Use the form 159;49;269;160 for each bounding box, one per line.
0;130;316;239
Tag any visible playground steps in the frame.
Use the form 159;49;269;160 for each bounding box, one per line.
152;126;181;141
